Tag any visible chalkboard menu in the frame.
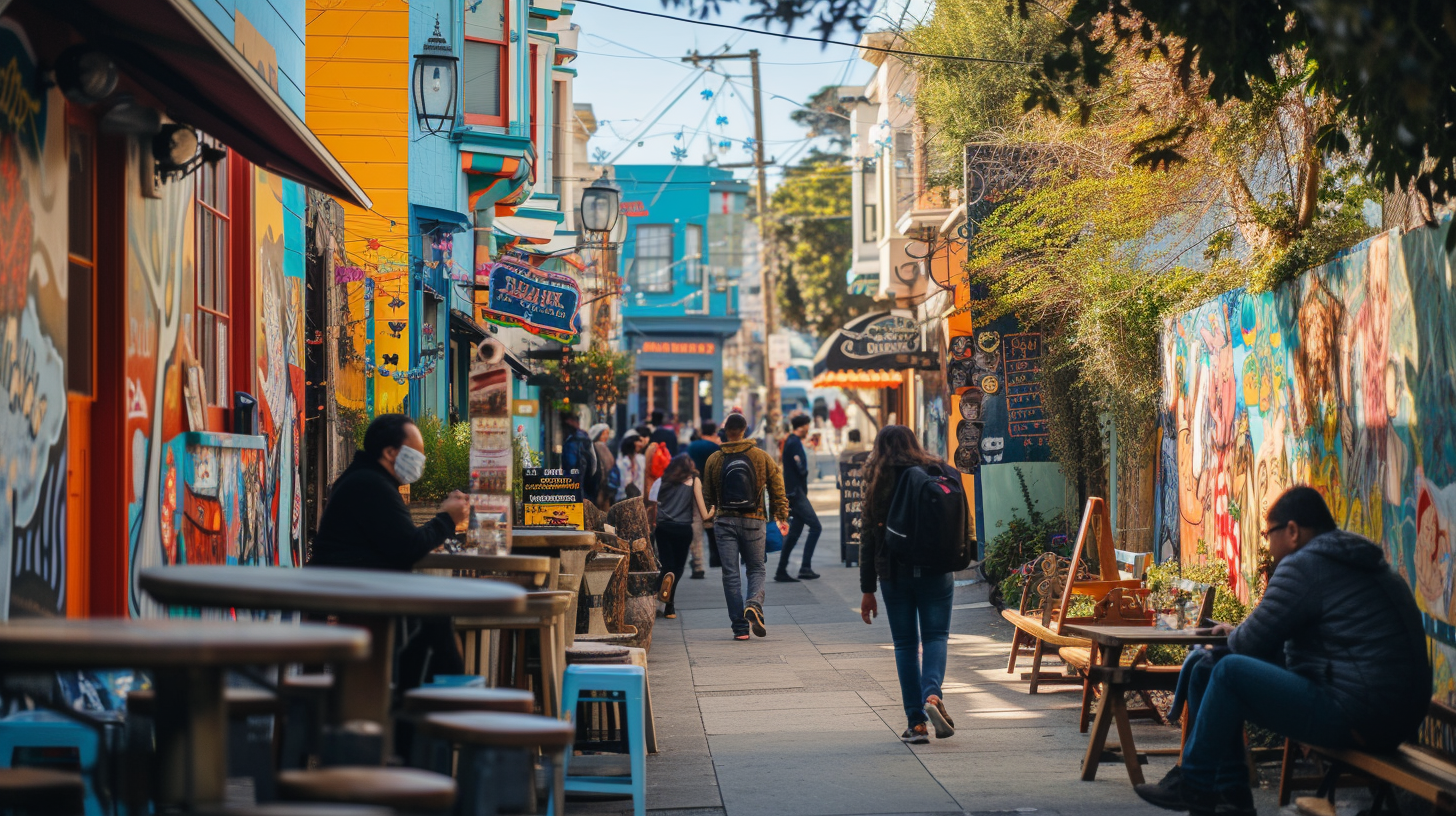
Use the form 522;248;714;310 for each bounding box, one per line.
838;451;869;567
521;467;584;529
951;314;1053;471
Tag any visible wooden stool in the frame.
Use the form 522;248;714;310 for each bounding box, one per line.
0;767;85;814
197;805;394;816
417;712;573;816
455;591;573;717
403;687;535;716
127;686;282;717
277;767;454;813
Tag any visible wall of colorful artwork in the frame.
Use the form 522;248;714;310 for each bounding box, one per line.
0;24;68;618
1157;222;1456;688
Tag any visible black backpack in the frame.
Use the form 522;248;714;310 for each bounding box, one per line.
718;451;759;512
884;463;973;573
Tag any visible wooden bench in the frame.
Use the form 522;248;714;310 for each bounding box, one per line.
1279;698;1456;815
1115;548;1153;581
1002;498;1146;692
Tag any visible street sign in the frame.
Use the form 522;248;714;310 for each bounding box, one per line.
479;251;581;344
767;332;792;369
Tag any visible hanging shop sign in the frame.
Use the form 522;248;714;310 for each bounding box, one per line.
0;21;47;155
620;201;648;217
478;251;581;344
811;310;937;382
521;467;584;529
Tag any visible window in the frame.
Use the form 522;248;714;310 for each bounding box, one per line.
633;225;673;293
66;117;95;396
464;0;508;126
684;224;703;286
893;130;914;222
862;203;878;243
195;139;230;407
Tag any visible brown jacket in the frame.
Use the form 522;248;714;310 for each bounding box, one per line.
702;438;789;522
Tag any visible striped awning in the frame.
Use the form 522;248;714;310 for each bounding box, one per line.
463;150;535;216
811;370;904;389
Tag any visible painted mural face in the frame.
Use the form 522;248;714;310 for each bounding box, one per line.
1159;224;1456;697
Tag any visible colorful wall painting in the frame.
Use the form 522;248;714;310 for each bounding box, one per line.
0;22;68;618
1157;223;1456;691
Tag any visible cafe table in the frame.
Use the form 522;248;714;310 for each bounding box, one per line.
510;529;597;587
0;617;369;810
1059;623;1228;786
139;565;527;760
415;552;553;589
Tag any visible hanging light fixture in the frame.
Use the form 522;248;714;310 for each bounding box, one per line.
412;15;459;136
579;170;621;236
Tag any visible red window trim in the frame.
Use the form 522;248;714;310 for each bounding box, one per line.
529;43;539;155
462;1;510;128
194;152;232;423
65;105;97;400
226;151;254;434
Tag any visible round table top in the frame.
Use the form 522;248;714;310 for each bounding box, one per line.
0;619;370;668
140;566;528;617
510;529;597;551
415;552;552;575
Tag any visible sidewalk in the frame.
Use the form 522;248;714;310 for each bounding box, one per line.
574;473;1285;816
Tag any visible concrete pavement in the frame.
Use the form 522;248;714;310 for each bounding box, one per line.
571;473;1289;816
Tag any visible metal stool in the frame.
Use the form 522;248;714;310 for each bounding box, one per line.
417;712;573;816
559;665;645;816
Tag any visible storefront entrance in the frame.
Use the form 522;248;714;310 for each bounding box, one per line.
638;371;706;427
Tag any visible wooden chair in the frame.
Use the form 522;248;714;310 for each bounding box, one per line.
1115;548;1153;581
455;591;574;718
1001;498;1146;691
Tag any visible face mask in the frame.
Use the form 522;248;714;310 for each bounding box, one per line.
393;445;426;484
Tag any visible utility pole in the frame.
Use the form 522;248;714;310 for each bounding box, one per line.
683;49;780;438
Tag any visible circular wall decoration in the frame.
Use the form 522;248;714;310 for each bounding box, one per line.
950;335;973;359
977;331;1000;353
980;374;1001;394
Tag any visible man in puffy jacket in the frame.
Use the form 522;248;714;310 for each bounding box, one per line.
1136;485;1430;816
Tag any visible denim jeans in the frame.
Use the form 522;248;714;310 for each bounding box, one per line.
690;516;706;572
778;493;822;574
880;568;954;727
716;516;767;636
1182;653;1356;790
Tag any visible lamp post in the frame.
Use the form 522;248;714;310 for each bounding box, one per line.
579;171;621;353
412;15;458;136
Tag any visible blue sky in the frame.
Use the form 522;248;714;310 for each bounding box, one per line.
569;0;922;186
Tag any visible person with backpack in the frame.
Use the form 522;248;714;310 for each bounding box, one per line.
560;413;599;499
857;425;974;744
649;454;715;619
703;413;789;640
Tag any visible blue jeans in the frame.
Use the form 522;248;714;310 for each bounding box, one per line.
778;493;822;574
1182;653;1356;790
716;516;767;636
880;568;954;727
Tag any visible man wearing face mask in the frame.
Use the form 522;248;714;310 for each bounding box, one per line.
310;413;470;687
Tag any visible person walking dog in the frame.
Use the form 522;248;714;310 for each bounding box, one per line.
703;413;789;641
858;425;974;744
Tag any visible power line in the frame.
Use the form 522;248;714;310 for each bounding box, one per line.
573;0;1035;66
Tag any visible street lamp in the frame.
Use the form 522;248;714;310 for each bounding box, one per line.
579;171;621;236
412;15;458;136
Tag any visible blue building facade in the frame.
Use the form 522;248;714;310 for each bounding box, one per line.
617;166;748;428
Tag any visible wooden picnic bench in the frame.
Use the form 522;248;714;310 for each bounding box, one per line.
1002;498;1146;691
1279;698;1456;815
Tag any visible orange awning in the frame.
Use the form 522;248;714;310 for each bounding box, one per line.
811;370;904;389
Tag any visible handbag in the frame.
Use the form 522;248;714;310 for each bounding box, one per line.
764;517;783;553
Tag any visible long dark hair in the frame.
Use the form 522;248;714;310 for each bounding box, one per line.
862;425;941;505
661;453;696;485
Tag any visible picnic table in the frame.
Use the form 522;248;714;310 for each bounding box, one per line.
0;617;369;809
140;565;527;760
1060;623;1228;785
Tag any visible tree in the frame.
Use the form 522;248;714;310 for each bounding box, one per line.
789;86;853;152
769;152;875;337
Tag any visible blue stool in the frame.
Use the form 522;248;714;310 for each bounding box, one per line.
556;665;645;816
0;711;102;816
425;675;487;689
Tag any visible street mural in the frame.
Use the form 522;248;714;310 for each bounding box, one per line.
1158;224;1456;691
0;20;68;618
125;157;308;616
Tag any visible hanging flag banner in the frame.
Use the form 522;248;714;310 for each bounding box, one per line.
478;251;580;344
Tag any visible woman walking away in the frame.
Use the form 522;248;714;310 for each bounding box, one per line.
590;423;616;509
651;454;714;619
858;425;959;744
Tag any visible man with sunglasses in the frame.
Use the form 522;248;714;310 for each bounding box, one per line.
1136;486;1430;816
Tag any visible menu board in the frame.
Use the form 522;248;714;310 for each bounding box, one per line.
521;467;584;529
837;451;869;566
950;315;1053;470
1003;331;1049;441
467;338;514;552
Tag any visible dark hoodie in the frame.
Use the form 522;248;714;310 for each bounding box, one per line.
1227;529;1431;749
309;450;455;571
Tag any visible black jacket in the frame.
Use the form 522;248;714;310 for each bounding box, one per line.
783;433;809;497
1227;530;1431;749
859;463;908;594
309;450;455;571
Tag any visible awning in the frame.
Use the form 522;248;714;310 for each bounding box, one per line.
52;0;370;208
413;205;473;234
811;310;938;379
495;208;566;245
811;370;904;389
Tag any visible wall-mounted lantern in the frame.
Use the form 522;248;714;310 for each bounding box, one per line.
579;170;621;237
412;15;458;136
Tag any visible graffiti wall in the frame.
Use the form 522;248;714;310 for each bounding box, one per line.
124;156;308;616
0;21;68;618
1158;223;1456;688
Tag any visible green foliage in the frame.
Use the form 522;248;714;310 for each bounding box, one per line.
1247;165;1383;292
789;86;853;151
412;414;471;504
981;467;1073;606
512;431;540;521
540;348;635;422
770;152;876;337
338;406;370;453
1142;557;1251;665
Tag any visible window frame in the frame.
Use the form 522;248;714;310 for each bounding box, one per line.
66;107;96;399
632;224;674;293
193;140;232;421
462;0;510;128
684;223;703;286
